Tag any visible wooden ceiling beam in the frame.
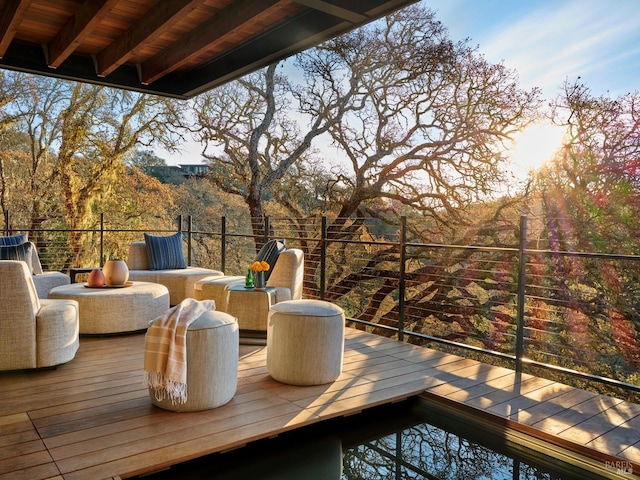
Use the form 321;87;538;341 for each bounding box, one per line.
292;0;368;23
46;0;119;69
95;0;209;78
140;0;281;85
0;0;33;59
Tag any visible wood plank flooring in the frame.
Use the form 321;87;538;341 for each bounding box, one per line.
1;328;639;479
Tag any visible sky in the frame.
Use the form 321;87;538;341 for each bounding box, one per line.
163;0;640;170
426;0;640;172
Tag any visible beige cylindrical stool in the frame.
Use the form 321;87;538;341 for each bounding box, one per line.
150;310;239;412
267;300;345;385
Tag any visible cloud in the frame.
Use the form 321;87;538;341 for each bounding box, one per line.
477;0;640;96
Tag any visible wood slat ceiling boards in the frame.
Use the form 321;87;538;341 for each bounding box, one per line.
0;0;417;98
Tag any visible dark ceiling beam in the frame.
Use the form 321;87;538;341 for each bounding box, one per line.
292;0;369;23
0;0;33;59
46;0;119;69
140;0;280;85
0;0;417;97
180;0;417;98
95;0;209;78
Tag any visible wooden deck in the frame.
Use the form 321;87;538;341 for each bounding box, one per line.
1;327;639;480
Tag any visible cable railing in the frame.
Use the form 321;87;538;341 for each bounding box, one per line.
4;211;639;398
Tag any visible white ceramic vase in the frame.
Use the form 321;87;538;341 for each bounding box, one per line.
103;259;129;286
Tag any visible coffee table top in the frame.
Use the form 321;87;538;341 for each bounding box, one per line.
51;280;168;297
229;285;276;293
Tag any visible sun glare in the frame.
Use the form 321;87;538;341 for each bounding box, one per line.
508;121;565;174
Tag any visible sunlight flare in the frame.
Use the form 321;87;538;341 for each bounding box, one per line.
508;121;565;173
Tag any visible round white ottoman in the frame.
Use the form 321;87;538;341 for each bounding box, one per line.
49;281;170;334
150;311;239;412
267;300;345;385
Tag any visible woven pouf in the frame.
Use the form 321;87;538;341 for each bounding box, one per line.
267;299;345;385
150;310;239;412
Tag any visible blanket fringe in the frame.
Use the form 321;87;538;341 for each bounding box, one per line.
144;371;187;405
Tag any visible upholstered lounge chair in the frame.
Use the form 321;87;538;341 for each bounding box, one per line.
0;260;79;370
194;248;304;312
0;235;70;298
30;244;71;298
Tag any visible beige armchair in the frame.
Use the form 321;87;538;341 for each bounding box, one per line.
0;260;79;370
0;239;70;298
194;248;304;311
30;243;71;298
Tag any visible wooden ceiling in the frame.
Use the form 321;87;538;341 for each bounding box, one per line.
0;0;416;98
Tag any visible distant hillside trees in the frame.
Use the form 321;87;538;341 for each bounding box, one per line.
0;73;182;267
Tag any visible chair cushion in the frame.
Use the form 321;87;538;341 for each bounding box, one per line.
254;239;285;280
0;233;28;245
0;241;33;273
144;232;187;270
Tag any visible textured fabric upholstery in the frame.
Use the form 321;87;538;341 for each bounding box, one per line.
144;232;187;270
127;241;150;270
127;241;223;305
28;243;71;298
0;260;79;370
150;310;239;412
266;249;304;303
194;248;304;312
227;287;276;331
193;275;244;311
30;245;44;274
49;281;170;334
267;300;345;385
33;271;72;299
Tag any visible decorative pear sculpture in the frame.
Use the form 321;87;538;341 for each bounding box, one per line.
87;268;105;287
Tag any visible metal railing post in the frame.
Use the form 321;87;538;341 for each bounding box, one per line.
100;213;104;266
3;210;9;235
515;214;528;373
264;216;270;244
320;216;327;300
187;215;193;266
221;216;227;272
398;216;407;342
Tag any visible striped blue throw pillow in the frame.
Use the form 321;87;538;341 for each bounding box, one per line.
144;232;187;270
254;239;285;281
0;234;28;246
0;241;33;273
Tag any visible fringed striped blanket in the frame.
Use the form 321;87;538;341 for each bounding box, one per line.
144;298;216;405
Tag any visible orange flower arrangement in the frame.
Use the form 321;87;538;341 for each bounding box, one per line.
250;260;270;272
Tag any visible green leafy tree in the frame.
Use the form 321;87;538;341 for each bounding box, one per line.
55;82;181;266
0;72;183;267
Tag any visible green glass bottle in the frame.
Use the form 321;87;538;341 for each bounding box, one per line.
245;268;254;288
